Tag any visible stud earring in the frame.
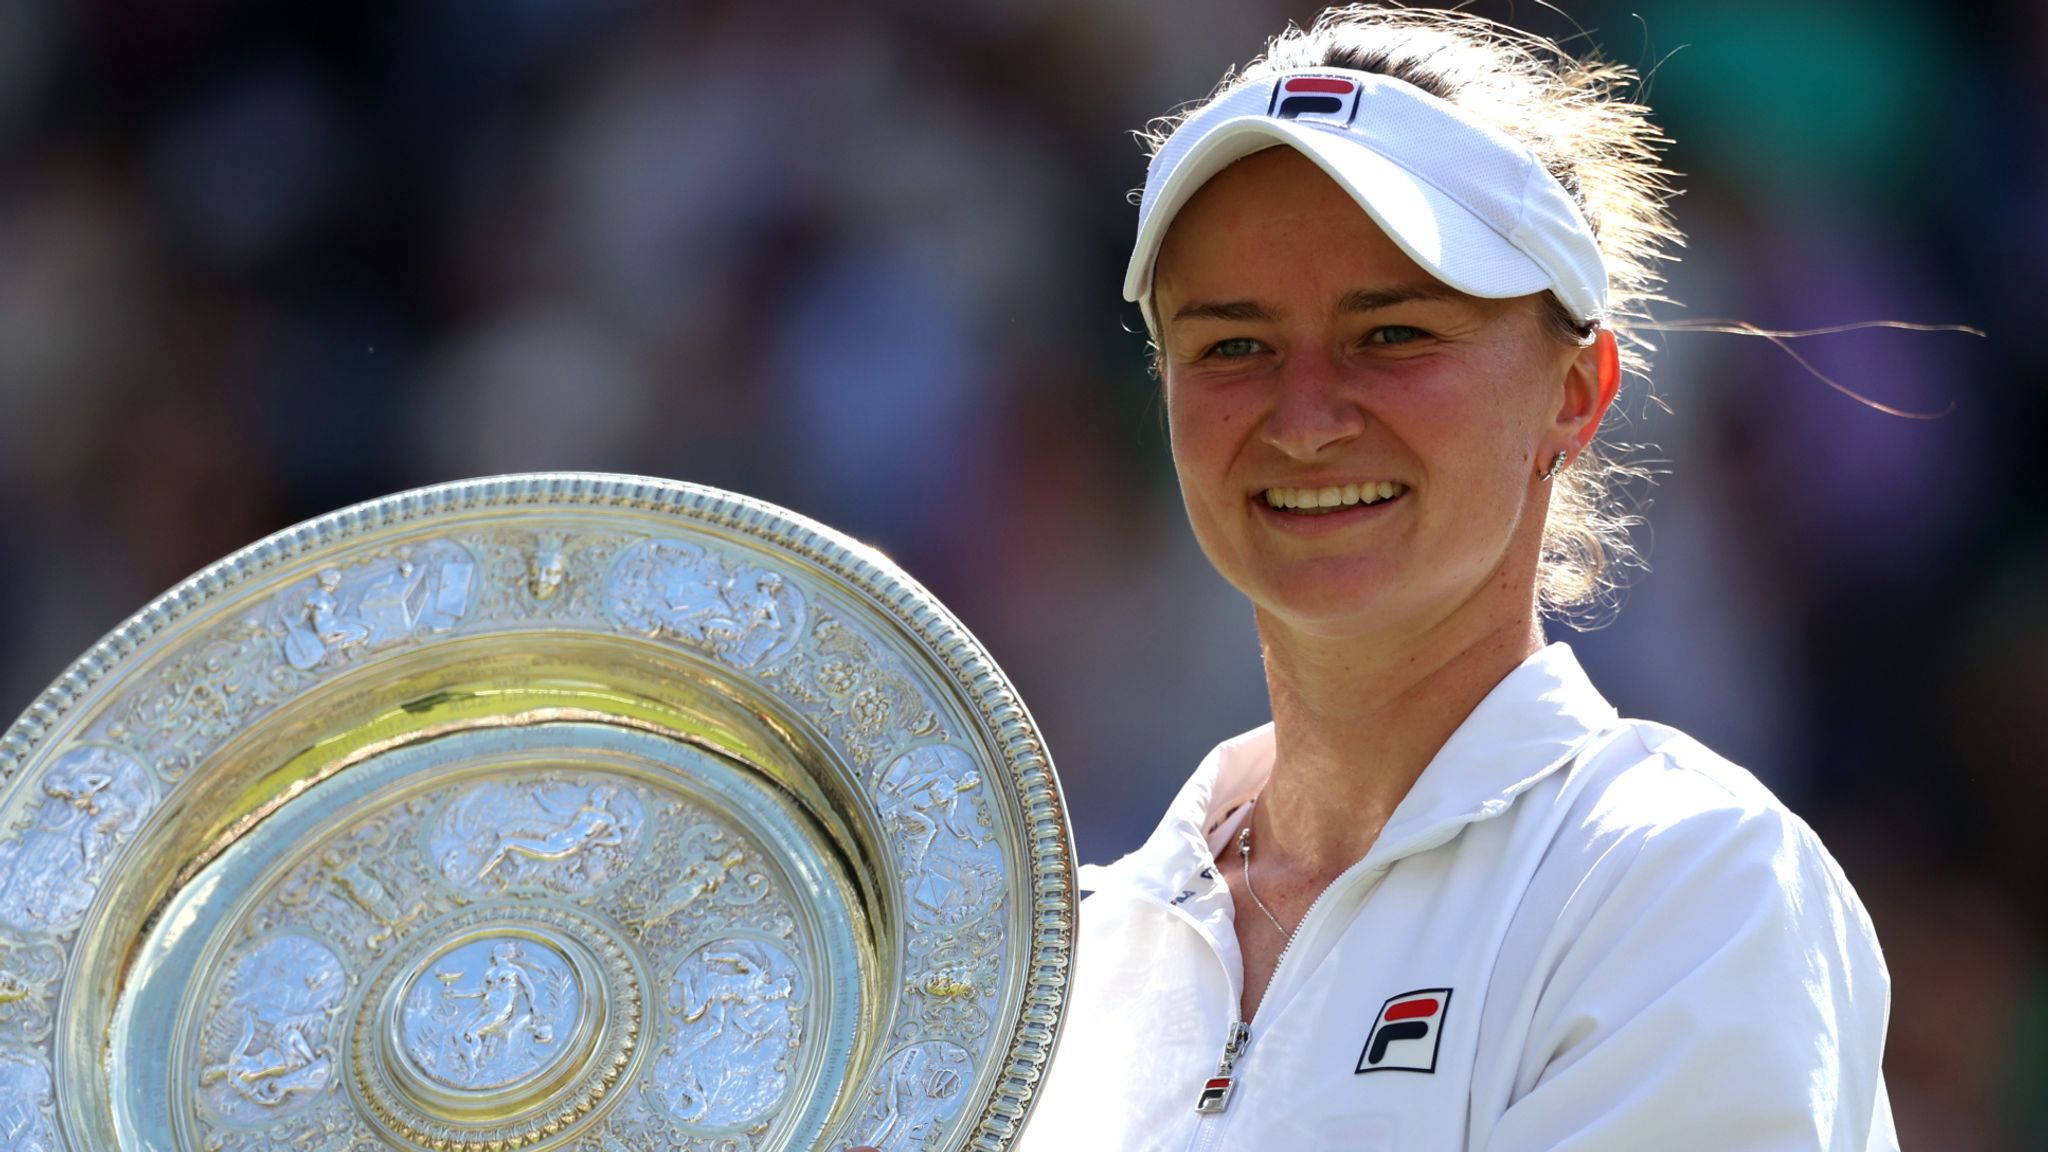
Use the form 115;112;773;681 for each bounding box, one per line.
1538;451;1569;482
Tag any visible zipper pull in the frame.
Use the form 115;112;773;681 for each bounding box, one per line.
1193;1020;1251;1114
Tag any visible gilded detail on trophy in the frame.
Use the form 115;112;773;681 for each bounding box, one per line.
0;745;157;935
197;934;347;1125
276;541;477;672
606;539;806;670
400;937;583;1091
0;939;63;1044
431;778;647;895
654;937;804;1127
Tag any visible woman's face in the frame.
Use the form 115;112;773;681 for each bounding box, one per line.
1153;147;1604;642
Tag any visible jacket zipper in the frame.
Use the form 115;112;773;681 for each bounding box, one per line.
1186;851;1389;1148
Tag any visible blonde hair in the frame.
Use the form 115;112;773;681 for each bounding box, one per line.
1140;5;1682;616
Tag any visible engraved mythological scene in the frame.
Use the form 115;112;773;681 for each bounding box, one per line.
196;934;347;1126
655;937;804;1128
606;539;807;671
432;779;648;895
0;745;157;936
273;541;477;673
401;937;583;1091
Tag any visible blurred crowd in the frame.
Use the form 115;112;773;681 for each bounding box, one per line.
0;0;2042;1144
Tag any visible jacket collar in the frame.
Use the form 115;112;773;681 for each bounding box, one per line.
1081;642;1619;901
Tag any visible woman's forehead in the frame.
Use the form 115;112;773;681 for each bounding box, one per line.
1153;148;1437;303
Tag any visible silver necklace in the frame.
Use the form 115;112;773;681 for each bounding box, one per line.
1235;798;1289;936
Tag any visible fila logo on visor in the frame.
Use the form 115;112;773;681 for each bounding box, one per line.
1356;988;1452;1074
1267;76;1362;127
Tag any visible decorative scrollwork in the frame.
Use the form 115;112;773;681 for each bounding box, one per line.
769;618;945;768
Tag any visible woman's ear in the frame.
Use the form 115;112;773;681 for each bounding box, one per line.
1557;327;1621;448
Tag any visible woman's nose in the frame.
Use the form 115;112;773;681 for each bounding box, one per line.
1260;350;1366;461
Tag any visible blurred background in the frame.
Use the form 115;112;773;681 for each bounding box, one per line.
0;0;2040;1143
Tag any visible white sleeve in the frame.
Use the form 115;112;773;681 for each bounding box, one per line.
1478;799;1896;1152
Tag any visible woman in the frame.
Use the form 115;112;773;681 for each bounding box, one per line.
1010;7;1895;1151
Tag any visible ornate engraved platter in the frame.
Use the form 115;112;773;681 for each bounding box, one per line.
0;474;1075;1152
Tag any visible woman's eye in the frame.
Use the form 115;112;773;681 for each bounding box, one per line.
1367;325;1427;346
1202;337;1265;360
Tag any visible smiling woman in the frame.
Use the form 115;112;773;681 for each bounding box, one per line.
1012;6;1897;1152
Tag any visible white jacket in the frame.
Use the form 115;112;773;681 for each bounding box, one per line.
1020;644;1896;1151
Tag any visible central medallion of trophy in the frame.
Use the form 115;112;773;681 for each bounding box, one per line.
353;904;642;1150
397;935;587;1094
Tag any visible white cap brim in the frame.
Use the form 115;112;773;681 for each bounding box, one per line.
1124;117;1553;326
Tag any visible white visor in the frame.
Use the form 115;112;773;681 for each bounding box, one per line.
1125;68;1608;331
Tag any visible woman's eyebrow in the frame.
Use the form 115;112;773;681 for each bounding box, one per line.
1170;283;1465;325
1171;299;1273;324
1338;283;1463;312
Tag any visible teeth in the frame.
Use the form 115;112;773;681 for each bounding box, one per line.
1261;483;1407;513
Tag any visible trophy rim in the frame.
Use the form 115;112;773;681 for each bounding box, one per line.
0;471;1077;1151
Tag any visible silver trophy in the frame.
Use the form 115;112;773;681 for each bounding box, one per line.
0;474;1075;1152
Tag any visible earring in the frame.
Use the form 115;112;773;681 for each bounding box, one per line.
1538;451;1569;482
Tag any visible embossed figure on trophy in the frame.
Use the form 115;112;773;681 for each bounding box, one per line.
861;1042;973;1151
640;823;765;926
608;540;804;670
281;543;477;671
0;1047;58;1152
875;747;1001;924
0;746;157;934
284;568;371;670
320;846;426;954
439;942;556;1073
201;1007;333;1107
658;939;801;1126
198;934;347;1124
473;785;626;884
400;935;581;1091
527;533;570;601
42;752;147;876
697;570;788;667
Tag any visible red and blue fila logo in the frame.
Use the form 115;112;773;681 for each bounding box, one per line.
1356;988;1452;1074
1267;76;1362;127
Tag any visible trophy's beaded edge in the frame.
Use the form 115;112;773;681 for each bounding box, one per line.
0;470;1078;1149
